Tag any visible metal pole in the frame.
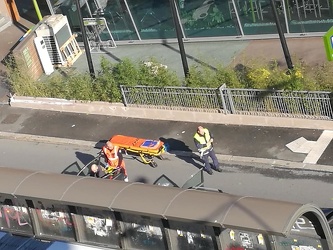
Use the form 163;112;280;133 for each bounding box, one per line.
32;0;42;21
270;0;293;71
74;0;95;78
168;0;189;78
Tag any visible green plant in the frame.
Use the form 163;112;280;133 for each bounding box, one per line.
94;57;121;102
138;58;181;87
207;6;225;26
112;58;139;86
6;54;333;104
305;62;333;91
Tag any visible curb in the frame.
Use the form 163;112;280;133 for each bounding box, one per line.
1;131;332;173
10;96;333;129
0;131;95;148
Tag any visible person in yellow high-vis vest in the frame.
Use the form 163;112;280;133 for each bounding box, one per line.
194;126;222;175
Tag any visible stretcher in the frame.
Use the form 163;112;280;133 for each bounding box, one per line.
109;134;165;168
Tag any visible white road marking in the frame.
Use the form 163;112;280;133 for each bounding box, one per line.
286;130;333;164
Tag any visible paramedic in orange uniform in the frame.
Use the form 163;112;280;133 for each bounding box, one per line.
102;141;129;182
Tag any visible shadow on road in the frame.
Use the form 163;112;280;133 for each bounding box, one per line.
132;176;149;183
159;137;203;169
75;151;96;166
94;139;108;149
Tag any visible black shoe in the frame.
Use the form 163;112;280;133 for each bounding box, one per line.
207;170;213;175
215;167;222;172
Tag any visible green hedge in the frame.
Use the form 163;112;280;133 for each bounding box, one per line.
7;56;333;103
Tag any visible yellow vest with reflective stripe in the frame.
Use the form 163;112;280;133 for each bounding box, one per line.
194;128;212;151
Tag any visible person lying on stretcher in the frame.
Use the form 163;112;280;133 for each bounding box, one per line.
101;141;129;182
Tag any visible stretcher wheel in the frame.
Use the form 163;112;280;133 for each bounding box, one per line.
139;153;157;167
150;161;158;168
140;153;152;164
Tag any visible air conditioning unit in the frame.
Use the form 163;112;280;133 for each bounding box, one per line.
34;36;54;75
35;14;73;66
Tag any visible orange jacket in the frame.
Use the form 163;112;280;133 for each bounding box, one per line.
102;145;125;168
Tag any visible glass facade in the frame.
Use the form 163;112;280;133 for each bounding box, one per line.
43;0;333;47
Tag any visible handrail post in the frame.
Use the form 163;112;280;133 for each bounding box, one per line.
120;85;128;107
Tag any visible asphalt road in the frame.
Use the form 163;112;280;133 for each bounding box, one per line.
0;138;332;208
1;105;332;168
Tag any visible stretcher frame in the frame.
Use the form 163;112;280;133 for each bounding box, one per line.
109;134;166;168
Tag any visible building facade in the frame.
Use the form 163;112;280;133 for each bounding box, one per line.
2;0;333;46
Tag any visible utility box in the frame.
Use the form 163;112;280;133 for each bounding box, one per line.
35;14;73;66
35;14;82;67
34;37;54;75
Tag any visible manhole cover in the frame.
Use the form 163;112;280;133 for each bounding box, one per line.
1;114;21;124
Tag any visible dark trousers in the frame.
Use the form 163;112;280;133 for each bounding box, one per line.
202;149;219;171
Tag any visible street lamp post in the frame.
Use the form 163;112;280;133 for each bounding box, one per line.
74;0;95;78
270;0;294;71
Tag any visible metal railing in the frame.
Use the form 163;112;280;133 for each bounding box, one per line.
121;85;222;112
120;85;333;120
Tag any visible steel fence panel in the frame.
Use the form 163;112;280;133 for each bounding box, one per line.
226;89;333;119
120;85;223;112
120;85;333;120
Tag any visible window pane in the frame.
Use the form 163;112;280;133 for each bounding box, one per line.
121;213;166;250
126;0;175;40
168;220;217;250
78;207;120;247
179;0;241;38
220;228;268;250
103;0;139;41
275;235;326;250
35;202;74;239
0;203;33;234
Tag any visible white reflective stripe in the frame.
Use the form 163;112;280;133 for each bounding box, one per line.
108;146;119;160
106;146;119;161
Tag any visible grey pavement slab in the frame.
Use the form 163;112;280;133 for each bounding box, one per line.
74;41;250;78
72;36;327;79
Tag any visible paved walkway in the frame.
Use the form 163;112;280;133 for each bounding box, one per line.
73;36;327;78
